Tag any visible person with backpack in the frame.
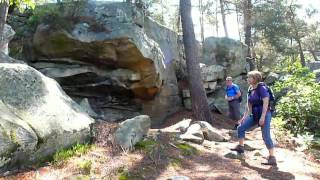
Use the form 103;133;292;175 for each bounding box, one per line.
225;76;242;129
230;70;277;166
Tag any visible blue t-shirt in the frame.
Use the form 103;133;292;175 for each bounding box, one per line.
248;83;270;120
226;84;240;97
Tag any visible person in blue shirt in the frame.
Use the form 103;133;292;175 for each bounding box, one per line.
230;71;277;166
225;76;242;129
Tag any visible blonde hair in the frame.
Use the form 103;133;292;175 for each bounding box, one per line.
247;70;262;84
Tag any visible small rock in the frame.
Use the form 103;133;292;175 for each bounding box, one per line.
254;151;262;156
244;144;256;151
224;152;245;160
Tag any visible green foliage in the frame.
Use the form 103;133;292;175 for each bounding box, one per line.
52;143;92;166
26;4;60;30
26;0;87;31
9;0;37;11
77;160;92;175
75;175;90;180
170;157;183;167
118;167;130;180
272;117;293;143
273;62;320;136
176;143;199;156
134;139;157;152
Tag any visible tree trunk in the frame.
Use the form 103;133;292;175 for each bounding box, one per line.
235;3;241;41
215;0;219;36
180;0;214;123
289;5;305;66
243;0;254;70
176;4;181;34
219;0;228;38
297;38;305;66
310;50;319;61
0;0;9;49
199;0;205;44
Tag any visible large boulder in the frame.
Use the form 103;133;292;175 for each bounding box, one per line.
0;24;15;55
0;63;94;172
29;2;182;125
114;115;151;150
202;37;247;77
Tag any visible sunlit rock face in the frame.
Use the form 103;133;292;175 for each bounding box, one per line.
0;24;15;55
0;63;93;173
202;37;247;77
29;2;182;125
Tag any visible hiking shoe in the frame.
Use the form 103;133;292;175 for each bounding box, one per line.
233;124;239;130
230;145;244;154
261;156;277;166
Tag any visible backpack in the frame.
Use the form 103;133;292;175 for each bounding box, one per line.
248;83;276;114
226;85;243;103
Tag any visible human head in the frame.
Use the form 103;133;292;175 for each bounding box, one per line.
247;70;262;85
226;76;233;86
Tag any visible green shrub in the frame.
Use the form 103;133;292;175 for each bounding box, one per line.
273;62;320;136
27;5;60;29
176;143;199;156
117;167;129;180
78;160;92;175
53;143;92;166
134;139;157;152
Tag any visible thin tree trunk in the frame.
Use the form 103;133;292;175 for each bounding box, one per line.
176;4;181;34
0;0;9;50
220;0;228;37
161;0;164;23
235;3;241;41
199;0;204;44
289;4;305;66
180;0;214;123
244;0;254;70
215;0;219;36
297;39;305;66
310;50;318;61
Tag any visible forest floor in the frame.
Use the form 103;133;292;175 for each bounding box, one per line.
1;110;320;180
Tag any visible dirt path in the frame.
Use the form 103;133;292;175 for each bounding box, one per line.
1;111;319;180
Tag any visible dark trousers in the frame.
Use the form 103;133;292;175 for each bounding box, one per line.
228;100;240;121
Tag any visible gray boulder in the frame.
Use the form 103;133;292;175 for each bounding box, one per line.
265;72;280;85
0;63;94;172
179;123;204;144
202;37;247;77
196;121;226;142
313;69;320;83
0;24;15;55
114;115;151;150
30;2;182;125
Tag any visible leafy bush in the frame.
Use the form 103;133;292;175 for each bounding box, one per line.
78;160;92;175
273;62;320;136
53;143;92;166
176;143;199;156
134;139;157;152
27;4;60;30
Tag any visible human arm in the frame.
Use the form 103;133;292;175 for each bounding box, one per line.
259;97;269;126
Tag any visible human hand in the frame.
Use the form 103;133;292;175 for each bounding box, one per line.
259;116;265;126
